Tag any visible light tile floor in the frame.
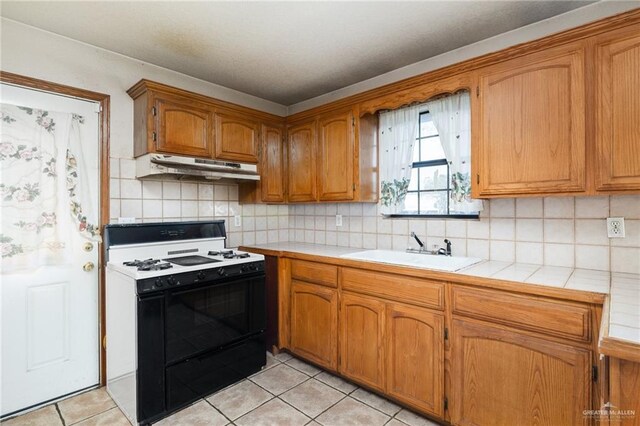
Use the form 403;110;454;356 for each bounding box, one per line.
1;353;441;426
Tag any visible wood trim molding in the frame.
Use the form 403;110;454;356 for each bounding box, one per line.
0;70;111;385
127;79;286;124
287;8;640;121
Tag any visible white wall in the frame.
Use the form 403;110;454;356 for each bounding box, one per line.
0;18;287;159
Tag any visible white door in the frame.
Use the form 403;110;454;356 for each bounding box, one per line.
0;84;101;417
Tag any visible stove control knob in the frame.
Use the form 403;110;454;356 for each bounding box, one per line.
167;277;176;286
197;272;206;281
241;265;248;272
217;268;226;276
155;279;164;288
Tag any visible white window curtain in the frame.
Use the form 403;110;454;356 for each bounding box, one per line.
379;104;422;215
425;92;483;213
1;103;101;272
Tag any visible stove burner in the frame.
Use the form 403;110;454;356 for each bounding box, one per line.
223;252;251;259
208;250;234;256
208;250;251;259
123;258;160;267
123;259;173;271
139;262;173;271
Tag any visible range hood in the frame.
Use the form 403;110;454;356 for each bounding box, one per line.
136;154;260;181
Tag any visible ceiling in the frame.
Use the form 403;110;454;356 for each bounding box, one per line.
0;1;595;106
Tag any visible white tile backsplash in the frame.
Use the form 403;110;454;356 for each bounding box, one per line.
515;198;543;218
544;197;574;218
109;157;639;273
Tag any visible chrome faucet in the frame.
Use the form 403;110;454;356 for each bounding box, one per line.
437;239;452;256
410;232;426;252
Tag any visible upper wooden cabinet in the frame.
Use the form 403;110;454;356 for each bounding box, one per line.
154;94;214;158
287;120;318;202
214;111;260;163
260;124;286;202
450;318;591;425
474;44;586;197
317;109;355;201
285;109;378;204
127;79;284;162
595;26;640;191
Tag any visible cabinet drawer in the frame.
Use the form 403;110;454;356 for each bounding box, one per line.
340;268;444;310
291;260;337;288
451;286;591;342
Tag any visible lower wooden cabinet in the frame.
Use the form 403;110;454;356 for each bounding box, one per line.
339;293;386;392
609;357;640;426
450;318;592;425
386;303;444;418
289;281;338;370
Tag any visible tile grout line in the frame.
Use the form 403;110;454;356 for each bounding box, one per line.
54;403;67;426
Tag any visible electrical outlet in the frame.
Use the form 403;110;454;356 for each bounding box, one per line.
607;217;625;238
234;215;242;227
336;214;343;227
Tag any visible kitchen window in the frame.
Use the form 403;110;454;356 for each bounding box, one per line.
379;91;482;217
395;111;479;218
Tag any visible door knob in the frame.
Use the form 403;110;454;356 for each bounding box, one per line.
83;242;94;252
83;262;95;272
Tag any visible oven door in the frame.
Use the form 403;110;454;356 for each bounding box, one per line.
164;274;265;365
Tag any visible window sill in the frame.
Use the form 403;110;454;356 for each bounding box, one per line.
384;214;480;219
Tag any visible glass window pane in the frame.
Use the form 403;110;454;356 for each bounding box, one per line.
419;191;448;215
420;137;446;162
408;168;419;191
403;192;419;215
420;165;448;190
420;114;439;137
412;141;420;163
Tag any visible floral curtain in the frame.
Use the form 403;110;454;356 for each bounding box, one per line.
1;103;101;272
425;92;483;213
379;104;421;215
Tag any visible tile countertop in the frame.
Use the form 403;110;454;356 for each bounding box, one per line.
241;242;640;360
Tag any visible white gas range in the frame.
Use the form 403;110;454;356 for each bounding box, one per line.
104;221;266;425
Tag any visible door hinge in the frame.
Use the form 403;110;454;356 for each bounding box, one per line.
444;327;449;340
352;116;355;127
592;365;598;382
102;335;107;350
476;173;480;184
151;106;157;116
152;132;157;142
444;397;448;411
476;86;480;97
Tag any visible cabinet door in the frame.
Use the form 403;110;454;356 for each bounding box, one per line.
155;95;214;157
476;45;586;196
339;293;385;392
287;121;317;202
214;111;259;163
261;124;286;202
595;27;640;191
317;110;355;201
450;318;591;426
290;281;338;370
386;303;444;418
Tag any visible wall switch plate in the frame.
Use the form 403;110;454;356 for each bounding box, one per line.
336;215;343;227
607;217;625;238
118;217;136;224
234;215;242;227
